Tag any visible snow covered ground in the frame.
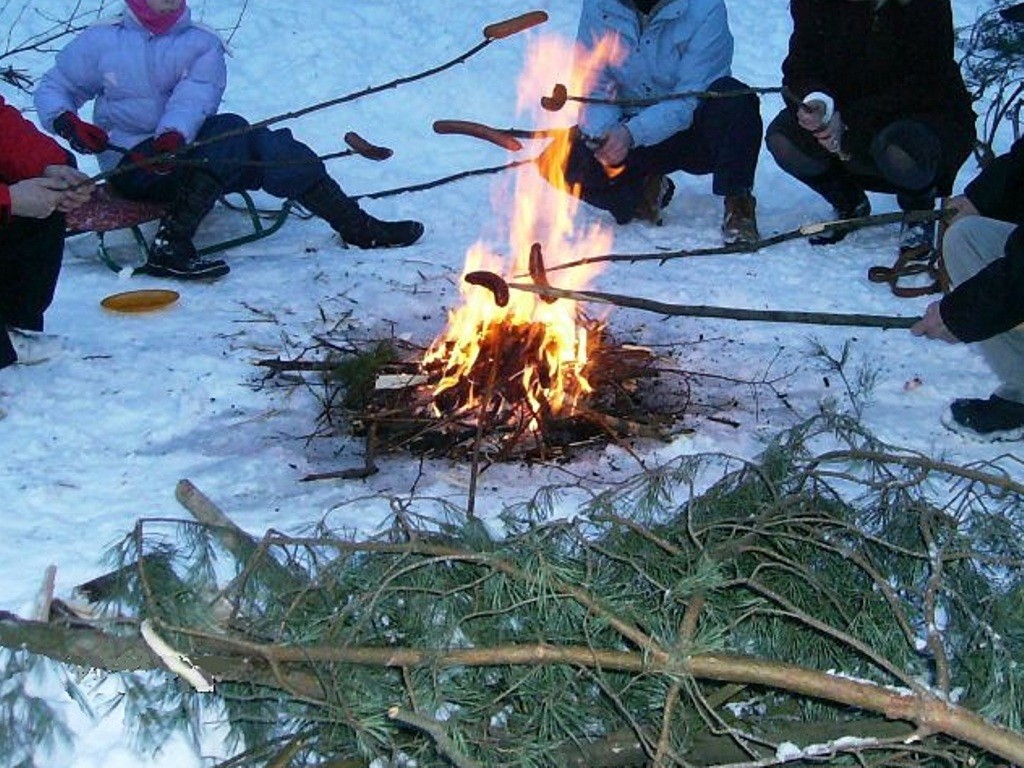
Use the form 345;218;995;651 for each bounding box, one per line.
0;0;1014;765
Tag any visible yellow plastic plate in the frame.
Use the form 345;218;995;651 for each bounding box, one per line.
101;289;180;314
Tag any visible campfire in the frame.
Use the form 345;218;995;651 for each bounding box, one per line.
339;33;678;461
261;31;684;467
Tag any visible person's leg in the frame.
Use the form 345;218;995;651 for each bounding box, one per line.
685;77;761;197
943;217;1024;406
0;213;65;369
870;119;944;254
679;76;762;243
559;133;651;224
765;108;869;244
193;115;424;248
110;118;237;279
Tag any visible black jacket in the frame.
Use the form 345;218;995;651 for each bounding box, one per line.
941;140;1024;342
782;0;975;142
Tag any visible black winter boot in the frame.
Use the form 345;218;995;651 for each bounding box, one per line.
298;177;424;249
805;170;871;246
139;171;230;280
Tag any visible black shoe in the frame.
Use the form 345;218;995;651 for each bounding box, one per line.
944;395;1024;441
342;216;424;249
809;195;871;246
139;238;230;280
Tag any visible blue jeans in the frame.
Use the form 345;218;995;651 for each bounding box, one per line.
559;76;763;224
110;113;327;202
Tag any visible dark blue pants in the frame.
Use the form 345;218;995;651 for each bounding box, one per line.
559;76;763;224
110;113;328;202
0;213;64;369
765;107;972;210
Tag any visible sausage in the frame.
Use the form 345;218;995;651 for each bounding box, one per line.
528;243;557;303
343;132;393;161
483;11;549;40
540;83;568;112
432;120;523;152
465;271;510;307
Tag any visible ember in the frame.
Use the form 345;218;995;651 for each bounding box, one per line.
347;325;670;462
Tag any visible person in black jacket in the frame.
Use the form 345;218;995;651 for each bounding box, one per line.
911;143;1024;441
910;3;1024;441
765;0;976;256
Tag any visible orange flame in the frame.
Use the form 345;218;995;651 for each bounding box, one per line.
423;31;625;429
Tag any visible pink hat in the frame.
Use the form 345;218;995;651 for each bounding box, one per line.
126;0;186;35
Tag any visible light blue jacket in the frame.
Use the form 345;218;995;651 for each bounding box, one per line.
575;0;734;147
34;6;226;172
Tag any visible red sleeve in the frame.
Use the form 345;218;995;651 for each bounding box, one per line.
0;97;69;183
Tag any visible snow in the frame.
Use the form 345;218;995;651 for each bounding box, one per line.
0;0;1012;765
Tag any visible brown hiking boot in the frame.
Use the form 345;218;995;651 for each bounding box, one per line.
634;175;675;225
722;193;760;245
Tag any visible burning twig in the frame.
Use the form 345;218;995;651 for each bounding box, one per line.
540;82;784;111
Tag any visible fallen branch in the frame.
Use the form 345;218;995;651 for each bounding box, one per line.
4;611;1021;765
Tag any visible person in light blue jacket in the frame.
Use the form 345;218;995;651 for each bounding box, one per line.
35;0;423;280
550;0;762;244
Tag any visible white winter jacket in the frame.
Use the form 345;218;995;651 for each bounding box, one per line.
34;6;226;172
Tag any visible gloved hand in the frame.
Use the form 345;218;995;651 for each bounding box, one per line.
53;111;109;154
142;131;186;175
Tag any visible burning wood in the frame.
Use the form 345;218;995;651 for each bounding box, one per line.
345;324;673;462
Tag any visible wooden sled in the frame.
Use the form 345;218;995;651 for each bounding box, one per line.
65;183;293;272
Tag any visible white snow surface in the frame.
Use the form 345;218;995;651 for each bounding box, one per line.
0;0;1013;765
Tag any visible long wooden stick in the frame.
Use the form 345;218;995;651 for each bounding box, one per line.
535;209;951;276
504;281;920;330
82;12;547;185
541;81;784;111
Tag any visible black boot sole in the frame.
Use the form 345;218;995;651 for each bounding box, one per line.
135;260;231;280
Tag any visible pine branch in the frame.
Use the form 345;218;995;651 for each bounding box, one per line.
4;613;1023;764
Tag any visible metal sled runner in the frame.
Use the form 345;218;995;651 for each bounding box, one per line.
65;183;294;272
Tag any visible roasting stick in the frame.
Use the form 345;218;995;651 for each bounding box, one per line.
540;82;785;111
78;11;549;186
464;271;919;330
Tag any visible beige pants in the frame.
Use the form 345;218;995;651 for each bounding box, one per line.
942;216;1024;404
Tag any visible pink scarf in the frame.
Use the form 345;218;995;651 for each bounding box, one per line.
126;0;185;35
